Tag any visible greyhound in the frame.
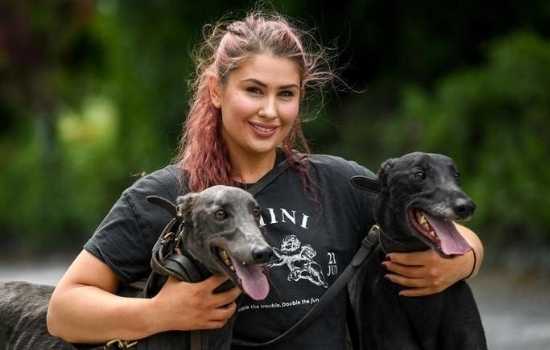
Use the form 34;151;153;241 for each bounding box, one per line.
348;152;487;350
0;185;273;350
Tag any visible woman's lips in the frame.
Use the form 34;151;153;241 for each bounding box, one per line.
248;121;279;138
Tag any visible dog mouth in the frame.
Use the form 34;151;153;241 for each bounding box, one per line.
407;208;471;257
214;247;270;301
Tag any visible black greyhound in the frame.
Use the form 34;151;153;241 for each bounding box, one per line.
348;152;487;350
0;185;273;350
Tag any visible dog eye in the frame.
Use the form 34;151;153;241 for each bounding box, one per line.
414;170;426;180
215;209;228;221
454;171;461;183
252;207;261;218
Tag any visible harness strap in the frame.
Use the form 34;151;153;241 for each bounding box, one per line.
232;226;380;347
151;249;205;282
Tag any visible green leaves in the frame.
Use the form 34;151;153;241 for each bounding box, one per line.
397;32;550;242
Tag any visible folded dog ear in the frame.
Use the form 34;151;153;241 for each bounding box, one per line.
147;195;178;217
378;158;396;189
176;192;199;219
381;158;395;172
351;175;381;193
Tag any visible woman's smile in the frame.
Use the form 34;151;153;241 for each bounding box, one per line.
248;121;280;138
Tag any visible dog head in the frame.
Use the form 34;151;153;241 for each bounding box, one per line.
177;185;272;300
352;152;475;257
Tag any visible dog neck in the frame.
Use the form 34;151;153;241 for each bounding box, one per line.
378;228;428;254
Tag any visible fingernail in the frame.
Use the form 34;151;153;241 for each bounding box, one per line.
384;274;391;280
385;254;392;261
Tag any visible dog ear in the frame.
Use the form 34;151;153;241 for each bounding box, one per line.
378;158;396;189
176;193;198;219
380;158;395;172
350;175;381;193
147;195;177;217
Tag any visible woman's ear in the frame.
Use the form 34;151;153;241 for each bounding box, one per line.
208;74;222;108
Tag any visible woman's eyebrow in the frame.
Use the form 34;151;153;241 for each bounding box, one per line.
242;78;299;90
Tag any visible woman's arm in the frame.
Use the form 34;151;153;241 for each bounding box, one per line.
381;224;484;297
47;250;240;343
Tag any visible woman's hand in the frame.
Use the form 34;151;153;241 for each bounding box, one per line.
151;275;242;332
382;249;474;297
382;223;483;297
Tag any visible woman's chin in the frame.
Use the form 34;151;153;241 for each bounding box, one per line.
243;134;285;155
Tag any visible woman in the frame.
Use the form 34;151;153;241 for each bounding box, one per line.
47;11;483;349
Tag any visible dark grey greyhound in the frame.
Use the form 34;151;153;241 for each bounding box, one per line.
0;185;273;350
348;152;487;350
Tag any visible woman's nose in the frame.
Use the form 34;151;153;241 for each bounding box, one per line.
259;96;277;119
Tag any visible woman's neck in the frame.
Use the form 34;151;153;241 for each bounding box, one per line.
229;149;278;184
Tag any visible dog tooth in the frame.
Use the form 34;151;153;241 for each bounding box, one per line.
419;215;427;225
221;250;228;259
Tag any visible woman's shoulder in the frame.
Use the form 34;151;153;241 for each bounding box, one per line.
123;164;186;201
307;153;376;179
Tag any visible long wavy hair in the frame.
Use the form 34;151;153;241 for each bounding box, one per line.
174;10;334;192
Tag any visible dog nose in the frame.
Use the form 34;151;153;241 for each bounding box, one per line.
252;246;274;263
453;198;476;219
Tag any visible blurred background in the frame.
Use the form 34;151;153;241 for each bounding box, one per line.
1;0;549;348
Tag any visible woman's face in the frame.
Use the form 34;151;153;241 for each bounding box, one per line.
211;53;301;162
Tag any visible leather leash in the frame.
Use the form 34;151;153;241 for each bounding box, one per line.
232;225;380;347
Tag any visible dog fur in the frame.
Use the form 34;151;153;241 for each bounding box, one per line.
0;185;272;350
348;152;487;350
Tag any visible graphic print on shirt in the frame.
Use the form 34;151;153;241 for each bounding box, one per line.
327;251;338;277
268;234;328;288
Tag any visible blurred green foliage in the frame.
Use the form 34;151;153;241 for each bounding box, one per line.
337;32;550;245
1;1;550;255
398;33;550;243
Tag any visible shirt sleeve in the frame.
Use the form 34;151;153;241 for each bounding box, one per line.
83;165;185;283
346;160;378;234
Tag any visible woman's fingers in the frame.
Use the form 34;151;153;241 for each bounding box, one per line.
154;275;240;331
386;250;435;266
202;274;231;291
210;286;242;308
210;302;237;322
382;261;426;278
384;274;426;288
383;249;475;297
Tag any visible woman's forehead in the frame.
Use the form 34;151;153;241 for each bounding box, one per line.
230;54;301;87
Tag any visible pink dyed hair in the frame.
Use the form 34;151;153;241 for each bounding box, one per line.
175;11;334;192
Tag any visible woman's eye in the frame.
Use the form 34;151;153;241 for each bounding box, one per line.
279;90;295;98
215;209;228;221
246;87;262;95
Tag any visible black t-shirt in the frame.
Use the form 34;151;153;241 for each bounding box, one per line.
84;154;375;349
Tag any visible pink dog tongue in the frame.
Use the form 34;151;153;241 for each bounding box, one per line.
425;214;472;256
230;257;270;300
